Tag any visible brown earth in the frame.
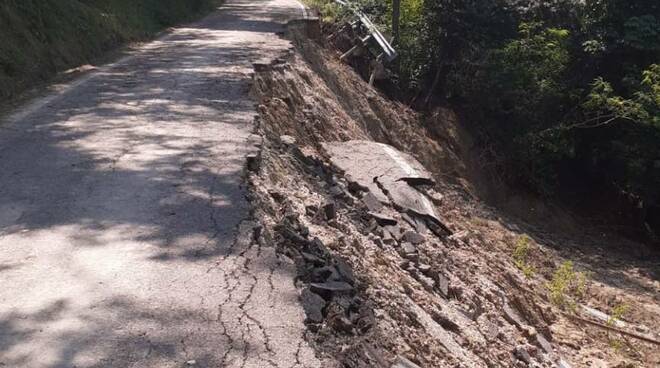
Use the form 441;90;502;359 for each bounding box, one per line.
246;22;660;368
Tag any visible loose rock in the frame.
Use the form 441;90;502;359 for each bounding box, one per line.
514;345;532;364
368;211;397;226
246;153;260;172
323;202;337;220
436;273;450;298
400;242;418;260
334;258;356;285
279;135;296;145
310;281;354;299
301;288;326;323
362;192;384;212
402;230;426;245
417;263;432;275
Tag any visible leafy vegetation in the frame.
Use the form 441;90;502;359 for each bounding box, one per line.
547;260;589;310
607;302;630;351
311;0;660;238
512;234;535;278
0;0;217;99
416;1;660;219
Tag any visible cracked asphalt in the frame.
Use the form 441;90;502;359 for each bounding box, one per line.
0;0;322;367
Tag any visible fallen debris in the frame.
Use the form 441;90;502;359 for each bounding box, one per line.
247;23;660;368
566;313;660;346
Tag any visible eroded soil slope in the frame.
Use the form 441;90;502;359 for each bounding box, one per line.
246;24;660;367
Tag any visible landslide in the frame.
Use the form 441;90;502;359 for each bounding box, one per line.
246;22;660;367
0;0;217;100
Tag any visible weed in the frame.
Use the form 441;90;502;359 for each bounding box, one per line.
512;235;535;278
547;260;589;311
608;302;629;327
574;270;590;298
608;338;624;352
606;302;630;353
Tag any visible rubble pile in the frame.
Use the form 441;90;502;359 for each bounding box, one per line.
247;134;567;367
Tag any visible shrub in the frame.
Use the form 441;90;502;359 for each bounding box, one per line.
547;261;589;310
512;235;535;278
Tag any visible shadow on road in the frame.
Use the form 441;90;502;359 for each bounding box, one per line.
0;1;306;366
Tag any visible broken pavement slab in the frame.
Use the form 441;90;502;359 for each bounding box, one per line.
322;141;442;224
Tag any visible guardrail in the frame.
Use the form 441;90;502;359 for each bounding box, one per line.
334;0;398;62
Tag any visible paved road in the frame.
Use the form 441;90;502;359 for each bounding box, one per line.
0;1;321;367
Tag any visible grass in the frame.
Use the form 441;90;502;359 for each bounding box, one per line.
0;0;218;100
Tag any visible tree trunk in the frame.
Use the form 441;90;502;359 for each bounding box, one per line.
391;0;401;46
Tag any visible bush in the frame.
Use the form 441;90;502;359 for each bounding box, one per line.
547;261;589;310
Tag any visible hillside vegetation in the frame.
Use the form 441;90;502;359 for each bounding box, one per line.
0;0;217;100
314;0;660;240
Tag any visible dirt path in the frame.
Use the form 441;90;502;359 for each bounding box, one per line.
0;1;321;367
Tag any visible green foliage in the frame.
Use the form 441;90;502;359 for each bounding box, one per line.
624;15;660;51
309;0;659;226
302;0;344;22
381;0;660;224
482;23;570;121
607;302;629;326
547;261;589;311
607;302;630;352
583;64;660;128
452;22;576;193
0;0;217;99
512;235;535;278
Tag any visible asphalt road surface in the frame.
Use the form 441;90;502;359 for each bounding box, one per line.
0;0;321;367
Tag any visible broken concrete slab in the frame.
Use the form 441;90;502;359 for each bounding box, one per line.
322;141;441;223
310;281;354;294
368;211;398;226
402;212;427;233
375;177;438;222
384;225;403;241
362;192;384;212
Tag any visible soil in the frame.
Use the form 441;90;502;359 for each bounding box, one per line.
246;22;660;368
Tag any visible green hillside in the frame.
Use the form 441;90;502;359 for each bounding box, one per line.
0;0;217;99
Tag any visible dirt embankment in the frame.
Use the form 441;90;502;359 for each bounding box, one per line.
245;23;660;368
0;0;217;101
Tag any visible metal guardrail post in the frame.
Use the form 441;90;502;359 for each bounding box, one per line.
334;0;398;62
